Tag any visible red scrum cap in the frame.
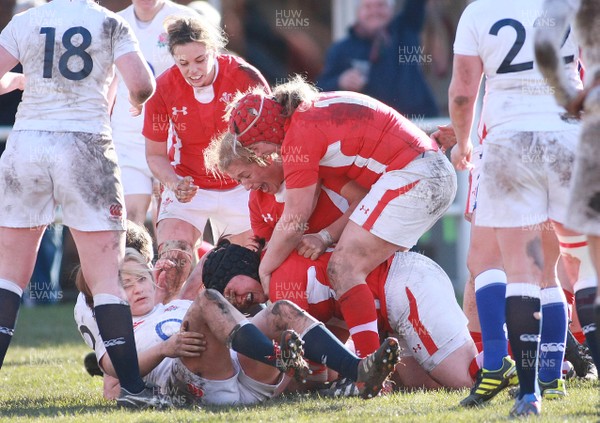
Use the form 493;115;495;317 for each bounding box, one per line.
229;94;286;145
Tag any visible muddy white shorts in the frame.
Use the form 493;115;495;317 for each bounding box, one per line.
0;130;125;231
165;351;284;406
475;128;579;228
158;184;251;238
384;252;471;372
566;97;600;236
350;150;457;249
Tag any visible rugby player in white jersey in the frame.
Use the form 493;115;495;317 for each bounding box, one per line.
535;0;600;379
76;248;401;405
450;0;587;416
0;0;167;409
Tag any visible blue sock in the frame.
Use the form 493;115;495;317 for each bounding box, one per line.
475;269;508;370
302;323;360;381
0;280;23;369
538;287;567;383
229;320;279;367
506;283;541;398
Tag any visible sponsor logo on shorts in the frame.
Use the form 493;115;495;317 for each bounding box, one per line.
412;344;422;354
109;204;123;218
359;205;370;215
187;383;204;398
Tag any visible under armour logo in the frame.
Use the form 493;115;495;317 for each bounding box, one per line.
104;337;126;347
412;344;422;353
262;213;274;222
359;205;370;214
220;92;234;103
0;326;14;336
172;106;188;116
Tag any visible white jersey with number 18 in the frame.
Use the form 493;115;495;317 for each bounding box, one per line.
0;0;140;135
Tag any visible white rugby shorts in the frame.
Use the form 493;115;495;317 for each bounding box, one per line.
0;130;125;231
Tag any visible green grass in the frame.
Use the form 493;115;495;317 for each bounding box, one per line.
0;303;598;422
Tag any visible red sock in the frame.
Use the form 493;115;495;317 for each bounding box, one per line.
564;289;575;320
338;284;380;358
470;331;482;345
573;330;586;345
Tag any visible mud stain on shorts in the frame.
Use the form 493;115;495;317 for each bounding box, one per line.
70;132;120;210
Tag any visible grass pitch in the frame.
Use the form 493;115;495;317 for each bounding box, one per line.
0;303;597;422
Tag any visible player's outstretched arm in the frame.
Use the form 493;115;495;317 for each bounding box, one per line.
534;0;582;112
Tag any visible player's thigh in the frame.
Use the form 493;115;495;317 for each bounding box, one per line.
329;221;400;290
350;151;456;249
391;352;441;391
0;226;46;288
156;218;201;249
209;186;252;239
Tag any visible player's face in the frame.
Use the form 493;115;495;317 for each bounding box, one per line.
172;42;217;88
223;275;267;311
121;261;156;316
227;157;284;194
357;0;393;34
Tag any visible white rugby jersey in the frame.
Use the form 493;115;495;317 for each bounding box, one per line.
132;299;191;387
111;2;197;148
74;294;191;384
0;0;140;135
454;0;582;133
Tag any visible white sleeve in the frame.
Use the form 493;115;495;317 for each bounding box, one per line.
453;3;480;56
0;16;20;61
112;15;141;61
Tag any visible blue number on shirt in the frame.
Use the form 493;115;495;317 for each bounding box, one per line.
40;26;93;80
490;19;574;74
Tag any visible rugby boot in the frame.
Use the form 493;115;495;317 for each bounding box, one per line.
355;337;400;399
460;355;518;407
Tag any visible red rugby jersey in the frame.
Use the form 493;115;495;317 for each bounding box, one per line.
143;55;270;189
282;91;437;191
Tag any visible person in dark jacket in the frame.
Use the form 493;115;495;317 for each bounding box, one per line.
317;0;438;117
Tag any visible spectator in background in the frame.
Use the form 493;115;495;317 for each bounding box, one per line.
317;0;438;118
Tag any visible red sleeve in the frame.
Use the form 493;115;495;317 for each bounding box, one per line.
283;119;324;189
142;76;169;142
270;257;309;311
249;192;275;240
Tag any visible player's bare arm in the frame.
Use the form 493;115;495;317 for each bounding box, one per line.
259;184;319;293
448;54;483;171
115;51;156;115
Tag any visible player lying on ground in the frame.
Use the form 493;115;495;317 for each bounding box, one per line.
201;238;477;392
75;248;400;406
